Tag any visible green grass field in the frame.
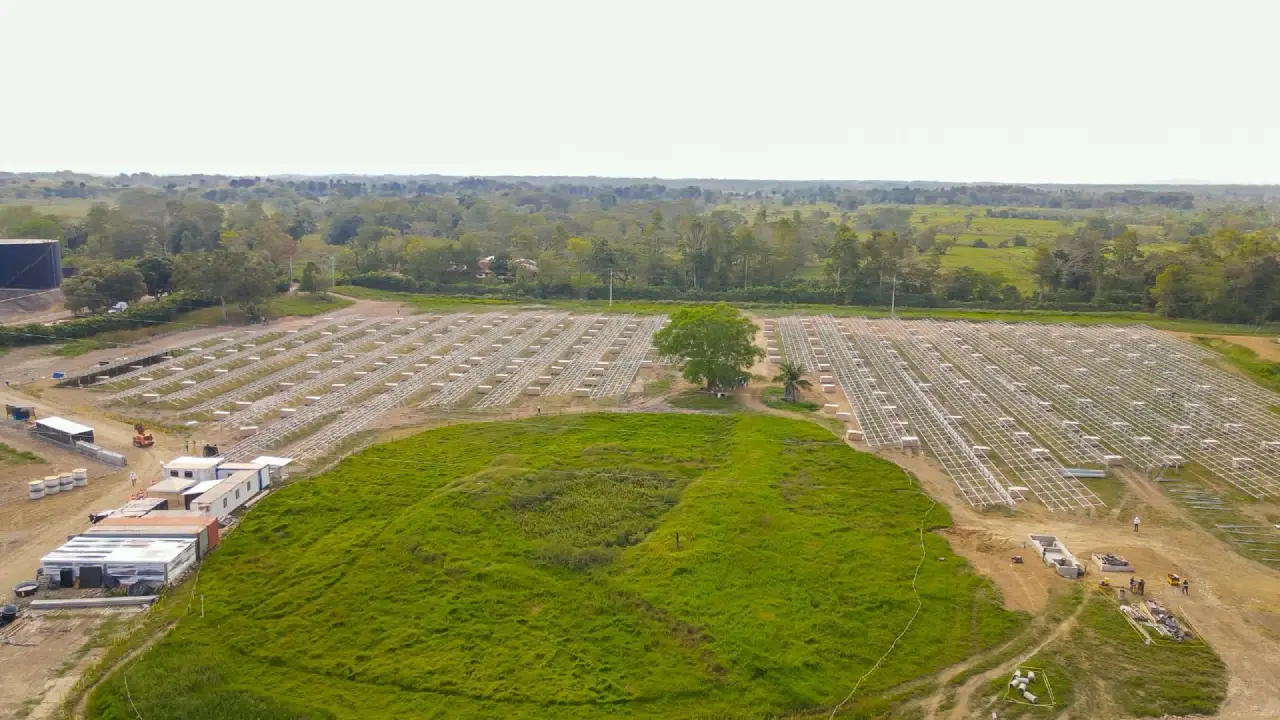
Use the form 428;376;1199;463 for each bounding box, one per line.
0;441;45;465
761;386;819;412
88;413;1024;719
936;245;1036;292
1191;336;1280;393
334;285;1280;335
984;591;1225;718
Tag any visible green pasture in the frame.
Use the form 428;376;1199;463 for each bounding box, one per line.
89;413;1023;719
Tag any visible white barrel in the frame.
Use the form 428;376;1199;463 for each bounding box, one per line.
28;480;45;500
59;472;74;490
44;475;60;494
73;474;88;488
72;468;87;480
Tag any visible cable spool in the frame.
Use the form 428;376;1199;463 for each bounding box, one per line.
28;480;44;500
43;475;60;495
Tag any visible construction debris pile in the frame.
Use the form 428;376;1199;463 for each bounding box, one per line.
1120;599;1195;642
1007;668;1041;704
1092;552;1135;573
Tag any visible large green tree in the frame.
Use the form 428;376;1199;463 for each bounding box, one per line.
62;262;146;314
653;303;763;390
135;255;175;296
174;249;277;320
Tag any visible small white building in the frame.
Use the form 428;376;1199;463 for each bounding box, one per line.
161;456;224;484
192;470;262;520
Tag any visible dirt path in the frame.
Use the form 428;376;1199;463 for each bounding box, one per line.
855;436;1280;718
63;621;177;720
922;596;1089;719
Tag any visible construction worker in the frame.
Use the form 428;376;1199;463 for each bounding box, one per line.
1182;578;1190;595
129;471;137;486
1133;514;1141;532
1138;578;1145;595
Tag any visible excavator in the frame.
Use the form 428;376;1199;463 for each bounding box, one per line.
132;423;155;448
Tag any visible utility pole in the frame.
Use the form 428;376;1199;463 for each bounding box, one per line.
330;254;336;293
890;275;898;317
609;269;613;307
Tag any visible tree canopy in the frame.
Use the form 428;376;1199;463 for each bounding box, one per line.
173;249;277;320
653;303;763;389
62;262;146;314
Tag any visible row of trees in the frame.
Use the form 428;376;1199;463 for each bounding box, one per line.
61;249;291;319
8;170;1280;325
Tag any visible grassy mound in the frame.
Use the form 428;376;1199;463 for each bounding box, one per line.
762;386;820;412
88;414;1023;719
667;388;740;411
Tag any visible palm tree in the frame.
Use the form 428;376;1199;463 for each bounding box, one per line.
773;361;811;403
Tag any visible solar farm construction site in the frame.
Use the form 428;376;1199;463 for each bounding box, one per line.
18;307;1280;720
74;311;666;466
765;317;1280;519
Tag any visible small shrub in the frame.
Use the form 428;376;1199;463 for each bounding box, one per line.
348;271;420;293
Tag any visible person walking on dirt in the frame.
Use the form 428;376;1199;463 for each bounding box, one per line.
1133;515;1141;532
1129;577;1136;592
1138;578;1145;595
129;471;137;486
1182;578;1190;595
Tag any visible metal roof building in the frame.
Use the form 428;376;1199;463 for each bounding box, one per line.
34;416;95;446
40;536;198;586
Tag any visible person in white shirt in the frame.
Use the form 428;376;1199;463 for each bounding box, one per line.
1133;515;1140;532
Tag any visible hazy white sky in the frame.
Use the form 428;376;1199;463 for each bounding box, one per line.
3;0;1277;184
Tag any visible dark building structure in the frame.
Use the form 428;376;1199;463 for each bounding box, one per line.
0;238;63;289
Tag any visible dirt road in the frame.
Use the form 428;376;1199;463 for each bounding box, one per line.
887;447;1280;719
